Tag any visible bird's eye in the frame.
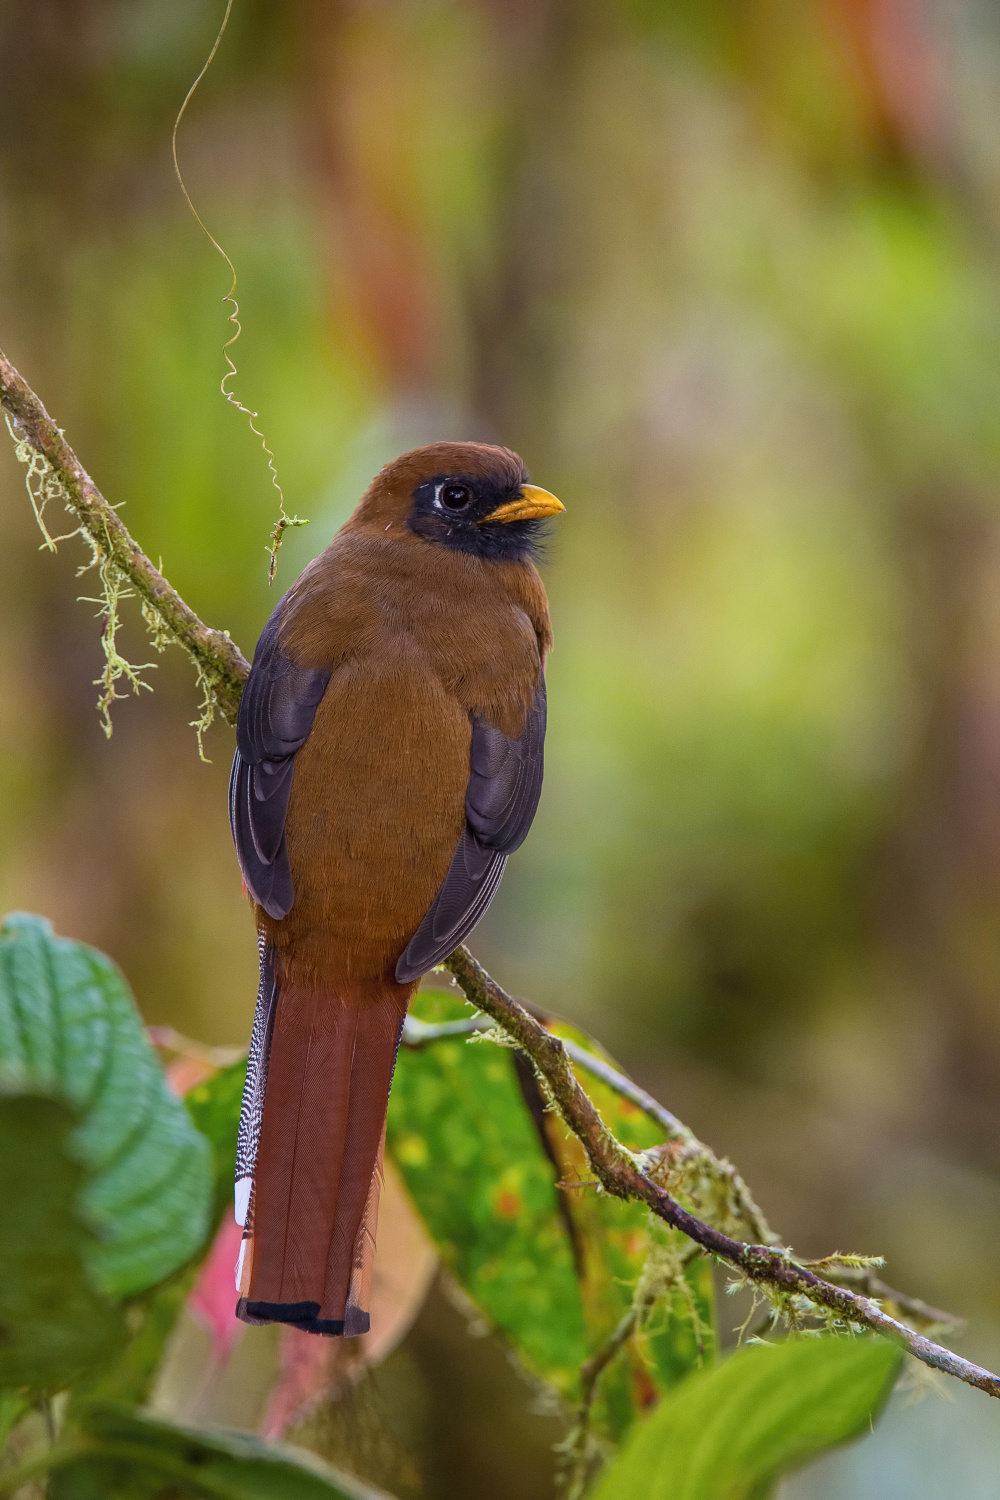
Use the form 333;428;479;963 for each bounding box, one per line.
439;484;471;511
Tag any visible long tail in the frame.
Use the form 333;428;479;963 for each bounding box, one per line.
234;944;407;1336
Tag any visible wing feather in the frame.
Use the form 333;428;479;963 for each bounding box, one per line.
229;603;330;920
395;679;546;982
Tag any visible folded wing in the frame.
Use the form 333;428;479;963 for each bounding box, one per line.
229;605;330;920
395;678;546;982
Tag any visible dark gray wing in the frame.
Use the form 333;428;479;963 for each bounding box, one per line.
395;678;546;983
229;603;330;920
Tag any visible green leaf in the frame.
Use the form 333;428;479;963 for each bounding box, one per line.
0;1093;122;1392
184;1057;247;1231
46;1402;396;1499
69;1265;196;1411
0;913;212;1297
387;990;587;1396
0;1390;32;1449
73;1058;249;1409
590;1334;902;1500
387;991;717;1436
541;1020;717;1433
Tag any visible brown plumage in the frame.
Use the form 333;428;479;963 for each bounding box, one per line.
229;442;562;1336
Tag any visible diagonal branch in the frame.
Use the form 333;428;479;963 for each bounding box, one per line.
442;945;1000;1398
1;348;993;1399
403;1010;776;1245
402;1012;958;1327
0;350;250;724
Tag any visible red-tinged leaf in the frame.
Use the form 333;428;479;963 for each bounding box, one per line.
263;1163;437;1439
186;1215;245;1367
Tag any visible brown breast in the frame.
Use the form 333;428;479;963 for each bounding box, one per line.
257;525;551;989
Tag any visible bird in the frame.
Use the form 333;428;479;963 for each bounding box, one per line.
228;441;564;1337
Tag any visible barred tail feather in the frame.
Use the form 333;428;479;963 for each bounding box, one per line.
234;949;406;1337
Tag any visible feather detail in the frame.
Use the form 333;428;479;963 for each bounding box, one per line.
396;679;546;982
235;949;408;1336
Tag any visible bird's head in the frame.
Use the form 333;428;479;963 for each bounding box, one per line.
352;442;565;563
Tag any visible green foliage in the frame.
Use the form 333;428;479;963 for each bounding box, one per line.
388;990;587;1395
0;914;232;1414
1;0;987;1486
388;990;715;1441
0;1392;30;1450
591;1335;902;1500
542;1020;717;1431
0;916;394;1494
640;1234;716;1393
45;1402;391;1499
0;913;212;1297
71;1268;194;1412
185;1057;248;1230
0;1093;121;1393
73;1058;250;1409
0;925;902;1500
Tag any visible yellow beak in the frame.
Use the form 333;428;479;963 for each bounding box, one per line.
479;485;566;525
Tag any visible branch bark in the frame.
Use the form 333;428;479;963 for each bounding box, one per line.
0;350;250;723
402;1012;958;1327
403;1010;776;1246
1;347;995;1399
442;945;1000;1399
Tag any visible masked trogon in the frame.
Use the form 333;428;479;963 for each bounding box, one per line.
228;442;563;1336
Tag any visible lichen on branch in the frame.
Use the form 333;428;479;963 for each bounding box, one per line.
441;945;1000;1400
0;350;250;738
1;346;996;1406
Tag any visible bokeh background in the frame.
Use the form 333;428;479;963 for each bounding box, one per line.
2;0;1000;1493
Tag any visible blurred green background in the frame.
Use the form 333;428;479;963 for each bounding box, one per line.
2;0;1000;1493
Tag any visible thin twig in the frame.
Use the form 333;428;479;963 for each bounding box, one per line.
0;351;250;723
171;1;307;587
146;1026;245;1069
442;946;1000;1399
402;1009;776;1245
564;1307;637;1500
808;1265;961;1332
403;1010;952;1329
565;1238;706;1496
400;1014;492;1046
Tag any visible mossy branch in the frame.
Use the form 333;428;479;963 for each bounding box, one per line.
0;350;250;727
442;946;1000;1399
1;349;995;1402
402;1010;956;1329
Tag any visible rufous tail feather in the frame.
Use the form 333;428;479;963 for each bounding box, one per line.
235;960;405;1336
